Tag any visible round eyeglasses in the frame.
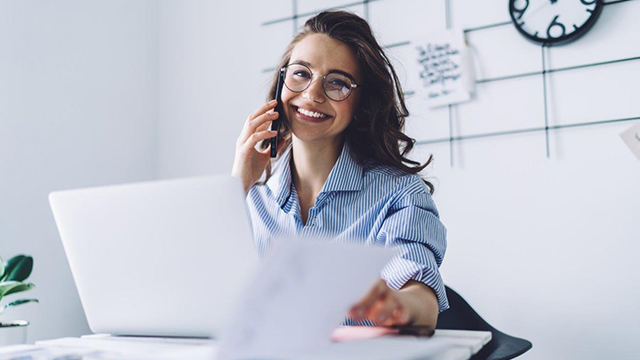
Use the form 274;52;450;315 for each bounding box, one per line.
281;63;359;102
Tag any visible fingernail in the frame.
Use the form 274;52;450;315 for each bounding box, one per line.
269;99;277;104
377;314;387;323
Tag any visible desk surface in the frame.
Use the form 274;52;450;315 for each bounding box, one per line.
0;329;491;360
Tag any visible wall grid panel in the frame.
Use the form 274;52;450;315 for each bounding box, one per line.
260;0;640;163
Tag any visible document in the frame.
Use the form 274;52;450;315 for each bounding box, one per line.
219;238;396;359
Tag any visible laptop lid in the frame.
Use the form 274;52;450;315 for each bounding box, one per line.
49;175;259;338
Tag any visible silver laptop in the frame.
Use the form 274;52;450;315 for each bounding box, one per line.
49;175;259;339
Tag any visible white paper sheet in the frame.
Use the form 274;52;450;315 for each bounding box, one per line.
219;238;396;360
34;337;217;360
620;121;640;160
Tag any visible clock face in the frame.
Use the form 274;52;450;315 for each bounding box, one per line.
509;0;603;45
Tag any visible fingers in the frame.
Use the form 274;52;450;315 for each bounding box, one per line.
245;130;278;148
239;110;279;146
258;133;288;155
376;295;410;326
248;99;277;122
256;114;276;133
238;99;277;143
348;279;411;326
365;293;410;326
348;279;388;318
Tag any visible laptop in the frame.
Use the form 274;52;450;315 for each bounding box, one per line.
49;175;259;339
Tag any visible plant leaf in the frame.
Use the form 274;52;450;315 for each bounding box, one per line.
0;255;4;280
3;255;33;282
0;281;35;300
0;298;39;317
1;255;24;281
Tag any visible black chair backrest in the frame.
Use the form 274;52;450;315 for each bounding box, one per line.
436;286;532;360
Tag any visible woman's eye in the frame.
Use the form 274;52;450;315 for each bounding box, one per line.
328;79;348;88
294;71;311;78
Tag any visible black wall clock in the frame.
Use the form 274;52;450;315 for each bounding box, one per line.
509;0;604;46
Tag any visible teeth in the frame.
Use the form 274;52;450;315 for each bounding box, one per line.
297;107;327;119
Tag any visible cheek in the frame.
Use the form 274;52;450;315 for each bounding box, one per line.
281;88;295;106
280;89;296;123
281;89;297;109
336;101;357;123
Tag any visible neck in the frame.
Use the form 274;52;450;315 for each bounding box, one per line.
291;135;344;195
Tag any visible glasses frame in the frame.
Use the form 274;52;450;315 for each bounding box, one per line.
280;63;360;102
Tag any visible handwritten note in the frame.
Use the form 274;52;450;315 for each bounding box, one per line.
408;30;474;108
218;237;396;360
620;121;640;160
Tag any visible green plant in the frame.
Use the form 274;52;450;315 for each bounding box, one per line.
0;255;38;319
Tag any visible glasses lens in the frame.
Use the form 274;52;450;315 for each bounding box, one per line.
284;64;312;92
324;73;353;101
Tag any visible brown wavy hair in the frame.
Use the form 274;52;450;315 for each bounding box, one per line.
260;10;434;193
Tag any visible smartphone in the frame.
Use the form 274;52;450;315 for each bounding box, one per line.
270;68;285;158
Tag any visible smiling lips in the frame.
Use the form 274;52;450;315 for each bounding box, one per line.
292;105;332;122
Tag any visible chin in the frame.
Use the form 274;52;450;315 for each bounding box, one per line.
290;126;344;145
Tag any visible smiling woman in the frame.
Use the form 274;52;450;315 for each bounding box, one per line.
231;10;447;328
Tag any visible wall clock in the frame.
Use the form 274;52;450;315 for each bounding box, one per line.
509;0;604;45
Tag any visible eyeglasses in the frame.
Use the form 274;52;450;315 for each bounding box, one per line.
280;63;359;102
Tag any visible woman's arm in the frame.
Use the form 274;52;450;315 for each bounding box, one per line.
348;176;447;327
347;279;439;327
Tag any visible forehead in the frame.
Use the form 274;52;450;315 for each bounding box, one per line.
290;33;360;80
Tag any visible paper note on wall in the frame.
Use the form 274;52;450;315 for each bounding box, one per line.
408;30;474;108
620;121;640;160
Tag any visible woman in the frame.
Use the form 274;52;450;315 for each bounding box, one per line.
232;10;447;328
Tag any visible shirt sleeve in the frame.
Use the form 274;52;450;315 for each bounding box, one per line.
377;178;449;312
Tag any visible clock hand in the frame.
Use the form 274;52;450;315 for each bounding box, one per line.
522;0;553;23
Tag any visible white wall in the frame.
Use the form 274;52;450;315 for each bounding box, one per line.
0;0;158;342
155;0;640;359
157;0;263;178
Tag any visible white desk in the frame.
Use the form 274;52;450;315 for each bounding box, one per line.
0;330;491;360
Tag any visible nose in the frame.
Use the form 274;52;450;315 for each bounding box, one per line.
302;75;326;104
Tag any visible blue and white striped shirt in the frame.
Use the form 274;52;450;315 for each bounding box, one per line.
246;140;449;324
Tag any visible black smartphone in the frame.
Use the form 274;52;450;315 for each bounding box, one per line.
270;68;285;158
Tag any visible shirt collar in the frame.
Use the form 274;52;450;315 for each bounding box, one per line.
266;140;364;207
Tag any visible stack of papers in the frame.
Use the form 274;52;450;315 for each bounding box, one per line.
0;330;491;360
1;338;216;360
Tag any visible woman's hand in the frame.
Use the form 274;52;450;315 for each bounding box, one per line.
347;279;412;326
347;279;439;327
232;100;287;193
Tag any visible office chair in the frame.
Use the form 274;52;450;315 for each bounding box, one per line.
436;286;532;360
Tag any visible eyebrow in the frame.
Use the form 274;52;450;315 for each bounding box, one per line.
290;60;357;83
